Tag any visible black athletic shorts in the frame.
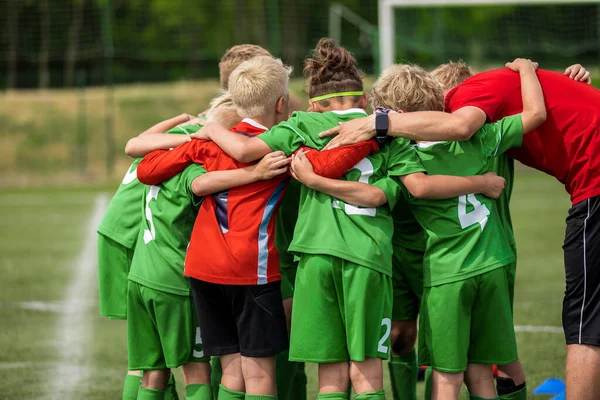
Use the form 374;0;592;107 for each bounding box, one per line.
563;195;600;346
190;278;289;357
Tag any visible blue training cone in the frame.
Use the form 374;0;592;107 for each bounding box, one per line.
533;378;565;395
550;390;566;400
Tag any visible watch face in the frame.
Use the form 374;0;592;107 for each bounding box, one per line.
376;113;389;131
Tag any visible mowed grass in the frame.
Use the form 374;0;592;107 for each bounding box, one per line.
0;167;569;399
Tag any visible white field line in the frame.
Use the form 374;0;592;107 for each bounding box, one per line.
515;325;563;333
51;194;108;398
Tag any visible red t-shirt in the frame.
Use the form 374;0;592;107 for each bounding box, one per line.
446;68;600;205
137;118;377;285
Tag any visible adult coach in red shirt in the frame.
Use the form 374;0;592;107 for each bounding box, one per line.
321;63;600;400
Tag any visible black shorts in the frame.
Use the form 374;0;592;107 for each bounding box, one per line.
563;195;600;346
190;278;289;357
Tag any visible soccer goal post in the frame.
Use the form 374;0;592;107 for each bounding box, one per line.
378;0;600;71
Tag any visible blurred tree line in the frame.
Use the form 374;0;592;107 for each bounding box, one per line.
1;0;599;89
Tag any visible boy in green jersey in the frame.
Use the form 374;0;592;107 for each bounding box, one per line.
368;60;546;400
433;61;526;400
193;38;506;400
98;112;199;399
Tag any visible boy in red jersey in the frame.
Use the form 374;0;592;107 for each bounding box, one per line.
322;62;600;400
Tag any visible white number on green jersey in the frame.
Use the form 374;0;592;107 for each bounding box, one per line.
458;194;490;230
332;158;376;217
378;317;392;354
122;162;138;185
143;186;160;244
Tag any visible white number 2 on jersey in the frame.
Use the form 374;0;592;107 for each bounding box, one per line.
332;158;376;217
143;186;160;244
457;194;490;231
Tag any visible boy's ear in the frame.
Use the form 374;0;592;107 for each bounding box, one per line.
360;93;369;109
396;109;405;114
308;100;319;112
276;96;285;114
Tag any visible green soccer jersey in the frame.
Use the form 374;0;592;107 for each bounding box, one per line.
97;159;145;248
97;123;203;248
275;178;302;271
403;114;523;287
127;123;205;296
391;201;427;253
258;109;426;276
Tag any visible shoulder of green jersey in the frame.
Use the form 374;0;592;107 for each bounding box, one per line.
279;122;307;143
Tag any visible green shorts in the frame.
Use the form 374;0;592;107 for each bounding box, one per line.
289;254;393;363
392;246;425;321
98;234;133;319
419;266;517;373
506;260;516;314
127;281;209;370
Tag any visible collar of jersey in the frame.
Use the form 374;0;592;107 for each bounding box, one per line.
415;141;447;148
330;108;367;116
241;118;268;131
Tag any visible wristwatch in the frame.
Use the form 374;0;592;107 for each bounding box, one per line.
375;112;389;143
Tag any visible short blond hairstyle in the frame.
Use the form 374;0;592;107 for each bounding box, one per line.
227;56;292;119
206;92;242;128
370;64;445;112
431;60;473;91
219;44;273;89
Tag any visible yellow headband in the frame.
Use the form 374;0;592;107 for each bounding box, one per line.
310;91;364;102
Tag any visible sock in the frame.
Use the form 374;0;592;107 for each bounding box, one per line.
423;367;433;400
218;384;245;400
497;378;527;400
212;358;223;400
354;390;386;400
290;363;307;400
275;350;295;399
122;373;142;400
347;384;352;400
186;384;213;400
389;351;418;400
469;397;498;400
317;392;348;400
166;372;179;400
244;395;277;400
137;387;167;400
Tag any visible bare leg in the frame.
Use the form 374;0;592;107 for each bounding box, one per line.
349;358;383;394
241;355;277;395
319;362;350;393
221;353;245;392
566;344;600;400
496;360;526;385
464;364;497;399
432;370;462;400
182;361;212;386
141;369;170;390
390;320;418;354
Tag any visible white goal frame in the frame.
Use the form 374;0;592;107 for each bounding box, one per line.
378;0;600;71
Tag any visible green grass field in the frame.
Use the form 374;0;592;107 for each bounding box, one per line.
0;167;570;399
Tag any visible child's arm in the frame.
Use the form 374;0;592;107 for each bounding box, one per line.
141;113;193;135
290;151;387;208
126;133;191;158
399;172;506;200
298;140;379;179
191;151;290;196
505;58;546;133
191;122;272;163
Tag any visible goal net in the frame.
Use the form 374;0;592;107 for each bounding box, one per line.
378;0;600;71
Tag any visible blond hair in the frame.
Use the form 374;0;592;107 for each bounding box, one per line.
206;91;242;128
227;56;292;119
431;60;473;91
219;44;273;89
370;64;445;112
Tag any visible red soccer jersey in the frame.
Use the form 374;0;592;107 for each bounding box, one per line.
137;118;378;285
446;68;600;205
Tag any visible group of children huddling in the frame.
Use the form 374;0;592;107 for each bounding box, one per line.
98;38;544;400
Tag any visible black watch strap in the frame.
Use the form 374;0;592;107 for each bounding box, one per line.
375;112;389;143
